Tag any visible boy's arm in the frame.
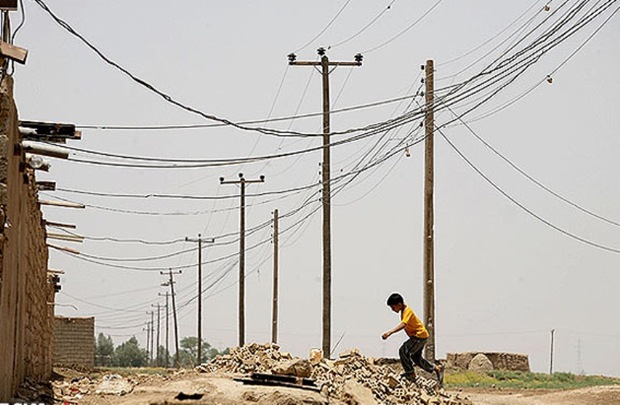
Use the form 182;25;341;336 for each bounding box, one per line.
382;322;406;340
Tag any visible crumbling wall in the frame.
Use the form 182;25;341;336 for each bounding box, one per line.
53;317;95;369
446;352;530;372
0;76;55;400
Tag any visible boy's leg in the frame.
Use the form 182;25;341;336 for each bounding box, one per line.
409;338;435;373
410;341;444;387
398;339;416;377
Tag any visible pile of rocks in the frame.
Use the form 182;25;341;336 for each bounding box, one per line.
199;344;472;405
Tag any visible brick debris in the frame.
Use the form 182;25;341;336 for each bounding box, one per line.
198;343;473;405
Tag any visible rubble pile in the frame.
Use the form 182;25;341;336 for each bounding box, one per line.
198;342;293;374
200;344;472;405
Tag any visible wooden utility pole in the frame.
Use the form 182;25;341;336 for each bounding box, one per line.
423;59;436;362
288;48;362;358
161;269;182;367
220;173;265;347
151;303;161;366
271;209;279;344
185;234;214;365
144;321;150;364
159;291;170;367
149;311;155;366
550;329;555;374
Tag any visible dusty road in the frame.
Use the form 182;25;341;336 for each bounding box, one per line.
457;385;620;405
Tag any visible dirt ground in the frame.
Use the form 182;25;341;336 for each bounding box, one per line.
457;385;620;405
38;368;620;405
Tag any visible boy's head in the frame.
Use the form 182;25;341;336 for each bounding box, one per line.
386;293;405;312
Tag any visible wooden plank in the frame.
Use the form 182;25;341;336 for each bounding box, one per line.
0;41;27;64
43;220;77;229
233;378;321;392
39;199;85;209
47;243;80;255
46;233;84;243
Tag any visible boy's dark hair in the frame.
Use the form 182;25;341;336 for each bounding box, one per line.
386;293;404;306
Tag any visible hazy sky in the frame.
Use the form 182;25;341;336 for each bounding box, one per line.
12;1;619;376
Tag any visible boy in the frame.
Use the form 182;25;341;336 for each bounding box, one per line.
381;292;444;386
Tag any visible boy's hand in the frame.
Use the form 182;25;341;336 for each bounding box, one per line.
381;332;390;340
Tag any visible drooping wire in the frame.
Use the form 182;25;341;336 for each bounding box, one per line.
361;0;445;54
438;126;620;255
445;103;620;228
329;0;398;50
294;0;353;53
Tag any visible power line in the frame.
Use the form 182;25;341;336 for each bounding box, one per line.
438;127;620;255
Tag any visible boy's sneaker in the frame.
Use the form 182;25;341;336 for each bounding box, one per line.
435;363;445;388
400;371;416;381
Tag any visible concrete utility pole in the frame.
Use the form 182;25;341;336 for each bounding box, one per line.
185;234;214;365
220;173;265;348
151;303;161;366
271;209;279;344
288;48;362;357
423;59;436;362
159;291;170;367
161;269;182;367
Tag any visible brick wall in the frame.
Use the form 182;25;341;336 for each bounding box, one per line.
0;77;55;400
446;352;530;372
53;317;95;369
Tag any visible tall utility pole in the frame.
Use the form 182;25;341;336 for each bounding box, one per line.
220;173;265;347
185;234;214;365
149;311;155;365
423;59;436;362
151;303;161;366
288;48;363;357
159;291;170;367
271;209;279;344
161;269;182;367
550;329;555;374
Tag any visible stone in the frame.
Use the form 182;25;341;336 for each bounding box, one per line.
468;354;493;372
341;380;378;405
272;358;312;378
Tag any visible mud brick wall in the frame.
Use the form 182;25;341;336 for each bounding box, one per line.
0;77;55;400
446;352;530;372
54;317;95;369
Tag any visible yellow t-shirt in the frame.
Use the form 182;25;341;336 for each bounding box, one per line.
401;305;429;338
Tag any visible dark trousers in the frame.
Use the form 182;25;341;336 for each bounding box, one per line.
399;336;435;374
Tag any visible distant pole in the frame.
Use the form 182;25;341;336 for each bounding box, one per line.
150;311;154;365
220;173;265;347
423;59;436;362
144;321;150;363
151;303;161;366
271;209;279;343
185;234;214;365
550;329;555;374
288;48;363;358
162;269;182;368
159;291;170;367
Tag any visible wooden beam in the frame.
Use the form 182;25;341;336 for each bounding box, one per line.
47;233;84;243
39;199;85;209
43;220;77;229
47;243;80;255
0;41;28;64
